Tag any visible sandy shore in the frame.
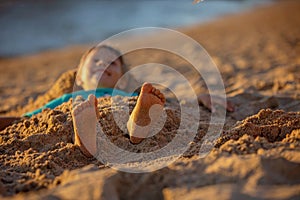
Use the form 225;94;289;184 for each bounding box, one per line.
0;1;300;199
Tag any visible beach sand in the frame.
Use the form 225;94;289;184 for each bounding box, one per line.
0;0;300;199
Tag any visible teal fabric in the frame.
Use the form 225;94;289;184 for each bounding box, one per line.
24;88;138;117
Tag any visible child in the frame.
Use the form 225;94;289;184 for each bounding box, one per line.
0;45;234;157
71;44;234;157
0;45;167;158
71;44;166;156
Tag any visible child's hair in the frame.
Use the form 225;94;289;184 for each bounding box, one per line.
75;45;129;87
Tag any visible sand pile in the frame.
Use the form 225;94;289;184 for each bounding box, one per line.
217;109;300;147
6;69;78;116
0;100;91;196
1;94;300;198
0;93;206;196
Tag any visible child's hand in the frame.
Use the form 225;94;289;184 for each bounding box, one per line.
197;94;235;113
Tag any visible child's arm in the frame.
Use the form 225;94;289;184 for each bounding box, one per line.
198;94;235;113
0;116;22;131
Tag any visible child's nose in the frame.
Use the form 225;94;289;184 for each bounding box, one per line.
96;60;110;68
96;60;104;66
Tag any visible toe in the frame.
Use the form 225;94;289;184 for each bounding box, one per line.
88;94;97;106
161;95;166;104
154;89;160;96
88;94;94;102
158;93;164;100
88;94;99;117
141;82;153;93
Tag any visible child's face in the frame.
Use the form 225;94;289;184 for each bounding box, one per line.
80;48;123;90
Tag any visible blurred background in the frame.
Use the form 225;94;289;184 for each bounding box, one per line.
0;0;273;57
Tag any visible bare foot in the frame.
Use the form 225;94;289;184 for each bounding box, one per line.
127;83;166;144
72;94;98;157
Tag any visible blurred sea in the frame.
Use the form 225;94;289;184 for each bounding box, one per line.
0;0;273;57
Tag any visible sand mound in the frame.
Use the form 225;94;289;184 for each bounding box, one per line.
1;94;210;196
1;95;300;198
7;69;78;116
0;101;90;196
216;109;300;148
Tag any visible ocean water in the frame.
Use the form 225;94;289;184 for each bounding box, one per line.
0;0;273;57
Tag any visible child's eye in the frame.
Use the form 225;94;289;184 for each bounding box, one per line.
94;59;99;63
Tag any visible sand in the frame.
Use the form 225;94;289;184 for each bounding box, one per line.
0;0;300;199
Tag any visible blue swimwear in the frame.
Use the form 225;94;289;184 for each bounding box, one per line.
24;88;138;117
